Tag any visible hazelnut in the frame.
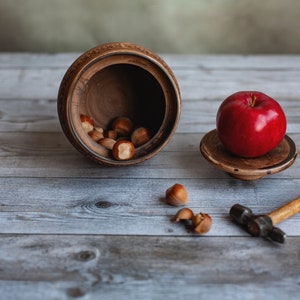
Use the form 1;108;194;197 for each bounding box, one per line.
165;183;188;206
83;115;151;161
98;138;116;150
173;208;194;222
131;127;151;147
112;140;135;160
105;129;118;140
88;129;104;141
80;114;94;134
111;117;133;137
192;213;212;234
94;127;104;133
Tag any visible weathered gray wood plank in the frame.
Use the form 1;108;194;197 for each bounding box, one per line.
1;68;299;100
1;53;300;300
1;98;299;133
1;132;299;179
1;54;300;100
0;235;299;300
2;53;300;69
0;99;60;132
0;53;79;68
0;177;299;236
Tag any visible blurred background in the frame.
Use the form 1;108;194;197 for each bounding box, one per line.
1;0;300;54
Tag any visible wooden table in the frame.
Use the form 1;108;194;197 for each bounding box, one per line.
1;53;299;299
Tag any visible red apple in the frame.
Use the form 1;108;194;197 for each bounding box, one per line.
216;91;286;158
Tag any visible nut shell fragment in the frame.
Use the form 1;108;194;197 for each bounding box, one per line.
80;114;94;134
192;213;212;234
98;138;116;150
173;208;194;222
88;129;104;141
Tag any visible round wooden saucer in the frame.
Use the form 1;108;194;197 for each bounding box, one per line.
200;129;298;180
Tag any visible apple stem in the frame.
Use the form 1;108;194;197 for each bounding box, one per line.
250;95;257;107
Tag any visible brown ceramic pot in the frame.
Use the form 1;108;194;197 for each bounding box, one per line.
57;42;181;166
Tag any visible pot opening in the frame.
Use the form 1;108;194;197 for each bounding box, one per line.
80;64;165;137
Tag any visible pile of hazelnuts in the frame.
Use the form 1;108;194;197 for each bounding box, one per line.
80;114;151;160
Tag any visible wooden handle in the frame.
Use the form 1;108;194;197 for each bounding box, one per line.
268;196;300;225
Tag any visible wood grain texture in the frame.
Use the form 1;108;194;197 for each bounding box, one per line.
1;176;300;236
1;53;300;299
0;235;299;300
1;98;300;134
269;196;300;225
1;132;299;179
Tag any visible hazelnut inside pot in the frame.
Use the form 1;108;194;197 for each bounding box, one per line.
57;42;181;166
